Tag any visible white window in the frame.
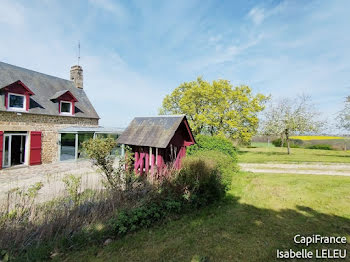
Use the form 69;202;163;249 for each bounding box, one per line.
60;101;73;115
8;93;26;111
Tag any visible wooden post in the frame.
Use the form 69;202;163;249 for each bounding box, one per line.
134;151;139;173
139;152;145;175
150;147;155;175
121;144;125;157
155;148;158;165
145;150;149;173
157;149;163;170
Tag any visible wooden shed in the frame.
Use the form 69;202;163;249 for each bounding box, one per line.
117;115;195;173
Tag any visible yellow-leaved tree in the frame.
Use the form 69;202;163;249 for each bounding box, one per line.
159;77;269;144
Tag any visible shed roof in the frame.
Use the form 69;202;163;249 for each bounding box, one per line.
117;115;193;148
0;61;99;119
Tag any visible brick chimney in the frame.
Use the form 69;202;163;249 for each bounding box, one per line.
70;65;83;89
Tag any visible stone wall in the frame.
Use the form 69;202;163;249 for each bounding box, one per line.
0;111;98;164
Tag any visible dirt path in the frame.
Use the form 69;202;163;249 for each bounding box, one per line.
239;163;350;176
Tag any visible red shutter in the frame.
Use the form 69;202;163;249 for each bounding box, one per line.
30;131;42;166
0;131;3;169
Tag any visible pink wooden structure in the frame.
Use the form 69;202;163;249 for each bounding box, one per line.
117;115;195;174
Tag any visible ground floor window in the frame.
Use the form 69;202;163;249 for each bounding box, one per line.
78;133;94;159
60;133;76;161
60;132;117;161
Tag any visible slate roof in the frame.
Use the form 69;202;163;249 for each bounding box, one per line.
117;115;188;148
0;61;99;119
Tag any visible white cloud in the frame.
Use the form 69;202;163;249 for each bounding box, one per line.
247;1;286;25
248;7;266;25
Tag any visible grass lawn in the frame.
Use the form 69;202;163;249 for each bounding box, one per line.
59;172;350;262
239;146;350;163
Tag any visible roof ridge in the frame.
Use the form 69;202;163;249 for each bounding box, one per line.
0;61;73;83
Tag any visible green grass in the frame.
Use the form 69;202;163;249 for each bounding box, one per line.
250;142;275;148
57;172;350;262
239;146;350;163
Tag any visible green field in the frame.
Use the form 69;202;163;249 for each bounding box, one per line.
290;135;345;140
239;146;350;163
58;172;350;262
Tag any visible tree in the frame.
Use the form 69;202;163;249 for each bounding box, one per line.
260;95;322;154
82;138;136;190
159;77;268;143
336;96;350;131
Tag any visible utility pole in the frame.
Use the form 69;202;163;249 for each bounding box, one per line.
78;41;80;65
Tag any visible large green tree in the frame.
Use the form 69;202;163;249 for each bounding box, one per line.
159;77;268;143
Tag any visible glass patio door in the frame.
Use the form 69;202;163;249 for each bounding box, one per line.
3;135;11;168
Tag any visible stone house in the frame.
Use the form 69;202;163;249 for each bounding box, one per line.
0;62;114;170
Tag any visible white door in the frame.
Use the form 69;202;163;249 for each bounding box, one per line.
3;135;11;168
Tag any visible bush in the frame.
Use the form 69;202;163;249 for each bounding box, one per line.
188;150;238;187
174;156;227;207
110;199;182;235
271;138;301;148
187;135;237;159
82;138;117;185
306;144;333;150
62;174;82;206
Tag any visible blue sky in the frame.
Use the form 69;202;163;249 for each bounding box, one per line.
0;0;349;130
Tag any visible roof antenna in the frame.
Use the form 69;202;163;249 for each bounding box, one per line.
77;40;81;66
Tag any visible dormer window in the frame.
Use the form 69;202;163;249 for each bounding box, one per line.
60;101;73;115
8;93;26;111
50;90;78;116
1;80;34;112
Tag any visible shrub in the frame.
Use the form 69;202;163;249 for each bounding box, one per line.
82;138;117;185
82;139;136;189
62;174;82;206
174;156;227;207
110;199;182;235
271;138;301;148
306;144;333;150
187;135;237;159
188;150;238;187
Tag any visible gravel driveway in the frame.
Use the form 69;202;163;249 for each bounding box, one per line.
240;163;350;176
0;160;103;202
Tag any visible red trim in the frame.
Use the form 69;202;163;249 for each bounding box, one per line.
29;131;42;166
54;91;78;102
0;131;3;170
1;80;34;95
26;94;30;111
4;94;8;109
183;117;195;145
